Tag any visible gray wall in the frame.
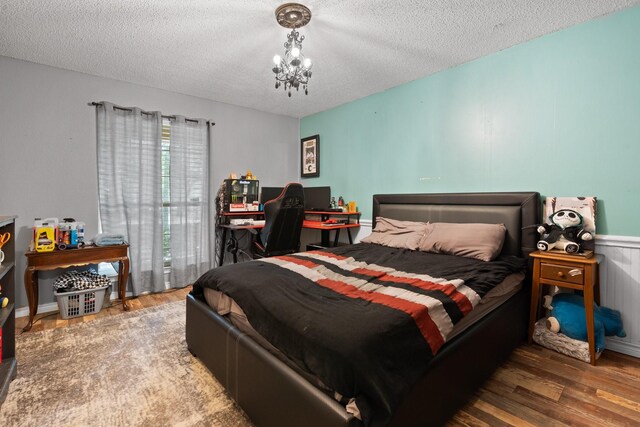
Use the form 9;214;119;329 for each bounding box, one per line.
0;55;299;310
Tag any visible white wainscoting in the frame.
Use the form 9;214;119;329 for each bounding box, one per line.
353;219;373;242
596;235;640;358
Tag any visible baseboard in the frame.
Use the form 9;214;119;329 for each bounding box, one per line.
15;291;133;318
605;337;640;358
15;302;59;318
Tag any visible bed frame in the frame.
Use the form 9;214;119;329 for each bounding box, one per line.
186;192;540;426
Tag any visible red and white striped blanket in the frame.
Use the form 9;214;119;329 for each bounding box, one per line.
262;250;480;355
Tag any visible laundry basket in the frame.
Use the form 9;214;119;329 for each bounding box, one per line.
54;285;109;319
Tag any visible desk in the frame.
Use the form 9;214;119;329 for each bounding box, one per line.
303;221;360;248
216;210;264;267
219;221;360;265
218;224;262;265
215;210;361;265
23;244;130;332
304;211;361;248
220;211;264;219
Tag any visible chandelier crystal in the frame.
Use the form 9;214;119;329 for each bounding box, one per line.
272;3;313;97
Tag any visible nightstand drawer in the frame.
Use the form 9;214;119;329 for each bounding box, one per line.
540;263;584;285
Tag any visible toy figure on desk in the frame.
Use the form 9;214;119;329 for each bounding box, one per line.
330;197;337;209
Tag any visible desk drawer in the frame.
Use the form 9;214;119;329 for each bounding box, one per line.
540;263;584;285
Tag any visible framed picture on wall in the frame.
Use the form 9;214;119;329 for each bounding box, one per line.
301;134;320;178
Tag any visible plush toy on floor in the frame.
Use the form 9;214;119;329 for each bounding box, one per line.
537;209;593;253
543;293;626;352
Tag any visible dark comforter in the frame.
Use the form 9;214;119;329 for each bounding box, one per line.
192;243;526;426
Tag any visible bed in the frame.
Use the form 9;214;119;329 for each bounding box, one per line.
186;192;540;426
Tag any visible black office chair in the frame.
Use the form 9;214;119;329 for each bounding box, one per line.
253;183;305;258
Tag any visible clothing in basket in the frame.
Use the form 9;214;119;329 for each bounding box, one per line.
53;269;111;293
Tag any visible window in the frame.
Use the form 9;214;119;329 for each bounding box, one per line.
161;119;171;267
97;102;210;294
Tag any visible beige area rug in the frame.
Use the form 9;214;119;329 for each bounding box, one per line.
0;301;252;427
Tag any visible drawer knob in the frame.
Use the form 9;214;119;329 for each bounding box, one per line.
557;272;565;278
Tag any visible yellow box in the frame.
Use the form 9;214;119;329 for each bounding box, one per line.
35;227;56;252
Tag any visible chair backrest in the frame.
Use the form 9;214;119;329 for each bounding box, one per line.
260;183;305;256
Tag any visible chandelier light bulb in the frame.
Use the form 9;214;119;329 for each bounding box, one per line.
273;54;281;65
291;47;300;58
303;58;311;68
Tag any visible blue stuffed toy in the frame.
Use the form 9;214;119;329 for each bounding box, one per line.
543;293;626;352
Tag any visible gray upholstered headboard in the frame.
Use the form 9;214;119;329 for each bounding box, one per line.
372;192;540;258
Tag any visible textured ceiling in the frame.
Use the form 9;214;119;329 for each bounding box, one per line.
1;1;638;118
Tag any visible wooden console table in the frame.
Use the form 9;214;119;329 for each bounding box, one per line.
23;244;129;332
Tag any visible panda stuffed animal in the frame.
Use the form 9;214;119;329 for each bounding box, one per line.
537;209;593;253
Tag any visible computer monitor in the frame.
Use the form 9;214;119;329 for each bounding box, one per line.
304;186;331;210
260;187;284;204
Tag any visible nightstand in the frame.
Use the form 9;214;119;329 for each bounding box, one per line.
528;250;602;365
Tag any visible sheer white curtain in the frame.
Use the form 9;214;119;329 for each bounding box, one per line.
96;102;165;295
168;116;211;286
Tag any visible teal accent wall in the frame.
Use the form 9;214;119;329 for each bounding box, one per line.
301;7;640;236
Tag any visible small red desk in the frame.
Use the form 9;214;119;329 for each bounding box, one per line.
23;244;130;332
303;211;361;248
302;220;360;247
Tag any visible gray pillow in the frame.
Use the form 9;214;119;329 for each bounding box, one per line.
418;222;506;261
361;217;431;250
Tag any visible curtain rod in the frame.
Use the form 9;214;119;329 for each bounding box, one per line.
89;102;215;126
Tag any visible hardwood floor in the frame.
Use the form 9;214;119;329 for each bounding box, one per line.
450;345;640;426
16;289;640;426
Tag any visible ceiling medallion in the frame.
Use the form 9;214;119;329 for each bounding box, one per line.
272;3;313;97
275;3;311;28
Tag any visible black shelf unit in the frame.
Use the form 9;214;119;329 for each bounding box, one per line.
0;216;17;408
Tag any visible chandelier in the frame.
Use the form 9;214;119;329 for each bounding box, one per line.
272;3;312;97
